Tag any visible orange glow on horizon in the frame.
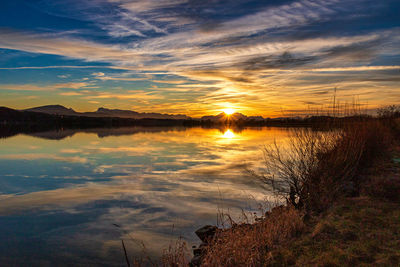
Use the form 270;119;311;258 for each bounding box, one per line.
223;108;235;115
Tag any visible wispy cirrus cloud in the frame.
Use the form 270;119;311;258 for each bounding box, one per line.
0;0;399;115
82;90;162;100
91;72;147;81
0;82;90;91
0;30;148;64
59;92;83;96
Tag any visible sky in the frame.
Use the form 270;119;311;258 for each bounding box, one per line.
0;0;399;117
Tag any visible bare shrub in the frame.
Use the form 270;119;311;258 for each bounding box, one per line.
378;105;400;136
377;105;400;119
252;119;393;213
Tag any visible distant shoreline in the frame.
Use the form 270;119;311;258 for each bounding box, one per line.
0;106;380;130
0;105;385;140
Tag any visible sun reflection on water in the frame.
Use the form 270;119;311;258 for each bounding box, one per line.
222;129;235;138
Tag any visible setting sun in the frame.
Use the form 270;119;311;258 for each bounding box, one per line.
223;108;236;115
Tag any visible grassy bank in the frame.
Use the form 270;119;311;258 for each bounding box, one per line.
268;146;400;266
190;114;400;266
271;197;400;266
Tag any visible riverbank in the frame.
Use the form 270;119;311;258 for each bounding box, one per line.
188;117;400;266
268;145;400;266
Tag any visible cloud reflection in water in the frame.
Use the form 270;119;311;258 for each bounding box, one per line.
0;127;291;265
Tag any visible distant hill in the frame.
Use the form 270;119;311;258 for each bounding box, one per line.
0;106;199;138
25;105;78;116
1;105;370;139
201;112;227;121
24;106;268;121
24;105;191;120
88;107;191;120
201;112;264;122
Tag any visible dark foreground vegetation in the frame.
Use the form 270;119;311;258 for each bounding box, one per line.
157;106;400;266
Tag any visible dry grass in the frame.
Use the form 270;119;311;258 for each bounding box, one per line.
161;238;191;267
270;197;400;266
126;238;190;267
200;206;305;266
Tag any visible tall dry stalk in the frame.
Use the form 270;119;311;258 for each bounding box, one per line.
161;238;190;267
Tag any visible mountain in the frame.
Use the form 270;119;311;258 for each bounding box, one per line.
24;105;191;120
201;112;264;122
201;112;227;121
247;116;265;121
230;112;248;120
25;105;78;116
24;106;269;121
90;107;140;118
0;106;198;138
89;107;191;120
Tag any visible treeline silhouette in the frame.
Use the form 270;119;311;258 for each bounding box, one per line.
1;106;394;139
0;107;200;138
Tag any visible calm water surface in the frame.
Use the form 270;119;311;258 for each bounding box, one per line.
0;126;292;266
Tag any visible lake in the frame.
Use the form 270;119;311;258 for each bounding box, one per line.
0;126;292;266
